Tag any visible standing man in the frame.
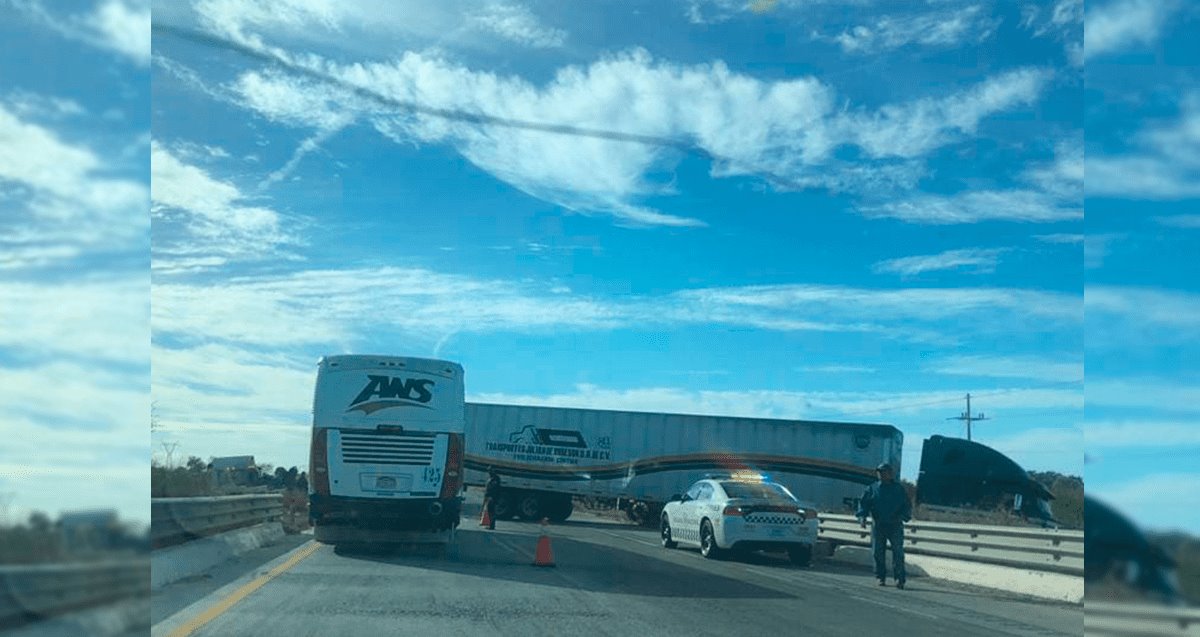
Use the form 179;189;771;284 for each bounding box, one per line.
483;469;501;530
856;463;912;588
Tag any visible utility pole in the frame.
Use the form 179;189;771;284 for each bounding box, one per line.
947;393;989;441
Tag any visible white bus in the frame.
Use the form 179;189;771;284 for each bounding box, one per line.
308;355;465;546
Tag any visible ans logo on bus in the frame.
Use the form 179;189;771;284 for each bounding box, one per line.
347;375;434;414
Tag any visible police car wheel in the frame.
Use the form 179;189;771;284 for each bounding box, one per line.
661;515;677;549
788;545;812;567
700;520;722;559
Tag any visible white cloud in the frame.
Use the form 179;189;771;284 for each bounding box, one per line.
472;3;565;48
471;384;1082;421
817;5;999;55
1085;233;1124;269
90;0;150;65
1087;94;1200;200
0;275;149;367
151;141;302;271
11;0;149;66
1086;286;1200;346
858;134;1080;225
211;42;1051;226
1034;233;1084;244
979;426;1084;468
798;365;876;374
1085;421;1200;448
859;188;1080;224
929;355;1082;383
1085;0;1179;60
0;103;147;267
1155;214;1200;229
1021;0;1084;65
873;248;1007;277
0;360;148;525
1085;379;1200;413
838;68;1051;160
1094;474;1200;534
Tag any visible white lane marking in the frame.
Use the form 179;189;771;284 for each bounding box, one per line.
847;593;940;620
594;529;660;548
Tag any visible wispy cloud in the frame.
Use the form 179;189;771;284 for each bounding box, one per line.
1021;0;1084;66
857;138;1081;224
1085;0;1180;60
12;0;150;66
1086;286;1200;348
797;365;876;374
471;384;1082;421
814;5;999;55
1094;473;1200;533
1034;233;1084;244
1085;421;1200;448
1085;379;1200;413
928;355;1082;383
1154;214;1200;229
472;2;565;48
873;248;1007;277
1085;233;1124;269
206;37;1052;227
1087;94;1200;200
151;140;304;272
0;101;147;269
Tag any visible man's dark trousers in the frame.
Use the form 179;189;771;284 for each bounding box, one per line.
872;521;906;583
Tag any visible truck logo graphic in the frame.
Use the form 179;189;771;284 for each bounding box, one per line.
509;426;588;449
347;375;435;414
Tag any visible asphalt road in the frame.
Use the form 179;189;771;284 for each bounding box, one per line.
153;502;1081;637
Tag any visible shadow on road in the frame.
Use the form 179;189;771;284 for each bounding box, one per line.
329;528;796;600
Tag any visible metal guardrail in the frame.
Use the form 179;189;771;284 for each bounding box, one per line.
1085;602;1200;636
818;513;1085;575
0;560;148;629
151;494;283;549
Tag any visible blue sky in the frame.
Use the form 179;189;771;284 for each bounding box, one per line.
0;0;149;525
21;0;1185;531
142;0;1090;528
1081;0;1200;535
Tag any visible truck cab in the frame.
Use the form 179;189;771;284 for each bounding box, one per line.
916;435;1057;528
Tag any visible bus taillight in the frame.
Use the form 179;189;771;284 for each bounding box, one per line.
440;433;463;499
310;429;331;495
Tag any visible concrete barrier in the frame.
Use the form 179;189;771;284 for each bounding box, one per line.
829;545;1083;603
2;596;150;637
152;521;285;590
0;560;147;631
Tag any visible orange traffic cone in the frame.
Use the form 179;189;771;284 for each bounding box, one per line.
532;518;555;567
480;501;493;528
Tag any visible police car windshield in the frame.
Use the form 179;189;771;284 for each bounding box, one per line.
721;481;795;501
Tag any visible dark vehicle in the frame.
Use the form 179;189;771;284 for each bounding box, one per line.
916;435;1057;527
1084;495;1182;604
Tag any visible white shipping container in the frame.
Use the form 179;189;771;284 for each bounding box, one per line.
463;402;902;515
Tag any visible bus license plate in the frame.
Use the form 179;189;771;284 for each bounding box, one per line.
376;476;396;489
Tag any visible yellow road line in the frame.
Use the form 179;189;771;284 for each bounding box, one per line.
168;541;322;637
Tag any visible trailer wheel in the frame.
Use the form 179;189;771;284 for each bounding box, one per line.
518;493;542;520
546;495;573;523
493;493;516;519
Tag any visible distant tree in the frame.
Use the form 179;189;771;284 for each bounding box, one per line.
186;456;207;473
297;472;308;491
28;511;52;534
286;466;299;488
274;466;288;488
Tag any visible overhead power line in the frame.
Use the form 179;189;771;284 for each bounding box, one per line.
806;378;1084;421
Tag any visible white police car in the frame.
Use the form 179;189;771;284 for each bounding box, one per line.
660;473;817;565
